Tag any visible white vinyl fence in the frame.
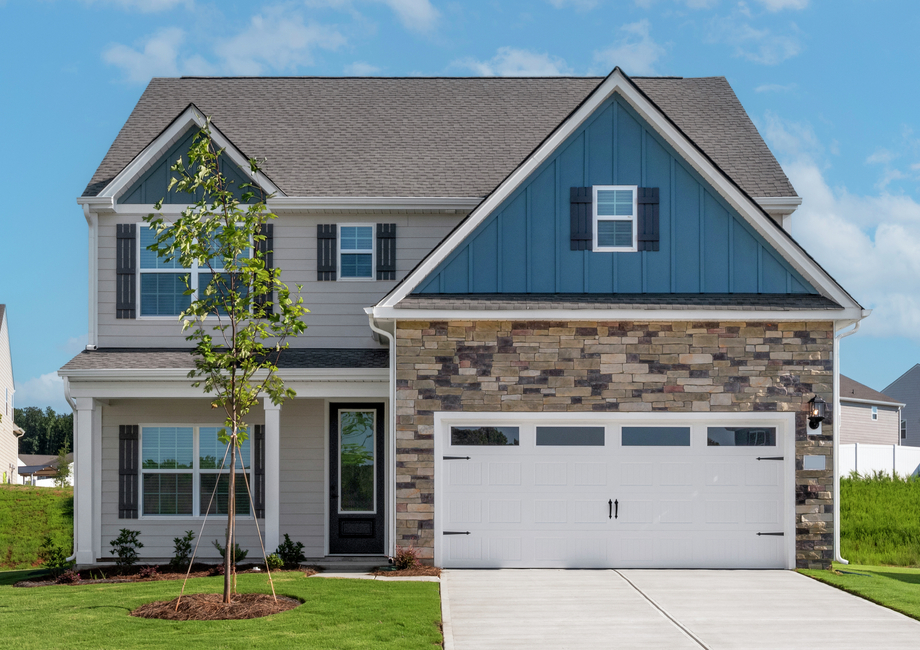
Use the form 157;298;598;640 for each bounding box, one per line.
840;443;920;478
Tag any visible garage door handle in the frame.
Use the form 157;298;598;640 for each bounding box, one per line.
756;456;784;461
756;532;784;536
443;531;471;535
443;456;471;460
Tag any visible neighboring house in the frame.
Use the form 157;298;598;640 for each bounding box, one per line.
61;69;867;571
0;305;24;484
884;364;920;447
839;375;903;445
17;453;75;487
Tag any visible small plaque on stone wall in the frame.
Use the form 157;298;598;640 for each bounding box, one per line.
803;455;826;470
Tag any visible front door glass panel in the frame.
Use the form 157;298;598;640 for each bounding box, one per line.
339;410;376;513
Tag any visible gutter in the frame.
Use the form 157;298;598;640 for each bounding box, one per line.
365;308;397;558
838;396;905;408
834;315;868;565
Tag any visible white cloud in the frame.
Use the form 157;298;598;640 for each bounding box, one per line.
866;148;896;165
83;0;192;12
15;373;69;413
594;19;666;76
754;0;808;10
755;83;796;93
344;61;382;75
708;15;801;65
547;0;600;10
454;47;574;77
104;8;345;82
634;0;718;8
377;0;439;32
764;112;920;341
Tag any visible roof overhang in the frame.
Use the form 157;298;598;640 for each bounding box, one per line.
370;307;857;322
84;104;283;205
269;196;482;214
375;67;863;318
840;396;906;408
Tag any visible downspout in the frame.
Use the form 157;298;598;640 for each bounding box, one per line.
62;375;78;563
834;318;865;565
366;309;396;557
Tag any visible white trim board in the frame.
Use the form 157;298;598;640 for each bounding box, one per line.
376;68;862;316
92;104;283;202
372;306;858;322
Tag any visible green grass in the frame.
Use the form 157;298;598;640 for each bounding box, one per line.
800;563;920;621
841;474;920;566
0;570;442;649
0;485;73;569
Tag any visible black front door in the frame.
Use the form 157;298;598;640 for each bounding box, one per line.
329;402;385;554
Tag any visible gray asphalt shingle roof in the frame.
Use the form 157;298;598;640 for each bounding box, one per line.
83;75;796;200
397;294;842;311
60;348;389;372
840;375;902;405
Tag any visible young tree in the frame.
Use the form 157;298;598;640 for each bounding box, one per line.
53;443;71;488
145;117;307;603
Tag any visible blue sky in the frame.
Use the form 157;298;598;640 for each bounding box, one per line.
2;0;919;411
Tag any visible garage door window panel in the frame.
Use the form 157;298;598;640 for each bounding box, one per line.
536;426;605;446
622;427;691;446
451;426;520;446
707;427;776;447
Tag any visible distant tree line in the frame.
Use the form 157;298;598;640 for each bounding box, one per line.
15;407;73;456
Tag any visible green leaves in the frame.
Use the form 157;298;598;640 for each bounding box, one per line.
143;116;308;437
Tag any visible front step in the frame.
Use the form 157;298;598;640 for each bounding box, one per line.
302;556;390;573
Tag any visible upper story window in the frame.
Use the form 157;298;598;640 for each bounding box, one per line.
138;225;244;317
592;185;638;252
339;225;374;280
902;419;907;439
871;406;879;421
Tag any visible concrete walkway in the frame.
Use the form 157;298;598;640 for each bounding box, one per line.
441;569;920;650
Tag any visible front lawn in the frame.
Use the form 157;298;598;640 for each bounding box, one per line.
0;570;442;649
800;563;920;621
0;485;73;569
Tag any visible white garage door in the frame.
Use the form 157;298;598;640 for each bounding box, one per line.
436;416;793;569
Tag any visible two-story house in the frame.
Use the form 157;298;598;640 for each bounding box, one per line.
1;305;24;484
884;364;920;447
61;69;867;571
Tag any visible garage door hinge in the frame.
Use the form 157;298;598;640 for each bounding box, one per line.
756;532;785;536
442;456;471;460
443;531;471;535
756;456;784;461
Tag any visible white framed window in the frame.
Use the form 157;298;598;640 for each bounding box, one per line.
139;425;252;517
4;388;8;417
871;406;878;421
592;185;638;252
902;420;907;439
138;224;248;318
338;224;375;280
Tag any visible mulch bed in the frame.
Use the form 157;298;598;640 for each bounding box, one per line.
131;592;300;621
372;565;441;577
15;564;309;588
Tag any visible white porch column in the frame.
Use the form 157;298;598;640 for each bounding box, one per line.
263;399;281;552
73;398;96;565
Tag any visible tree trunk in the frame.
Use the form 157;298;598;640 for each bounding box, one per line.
224;430;236;604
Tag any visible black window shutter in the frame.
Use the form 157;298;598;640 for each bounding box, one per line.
116;224;137;319
255;223;274;315
253;424;265;519
637;187;660;252
376;223;396;280
317;225;337;281
118;425;139;519
570;187;593;251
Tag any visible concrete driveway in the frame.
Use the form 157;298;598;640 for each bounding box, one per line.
440;569;920;650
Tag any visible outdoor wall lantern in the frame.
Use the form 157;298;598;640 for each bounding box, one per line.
808;395;827;430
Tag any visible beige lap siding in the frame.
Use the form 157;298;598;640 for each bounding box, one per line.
395;320;835;570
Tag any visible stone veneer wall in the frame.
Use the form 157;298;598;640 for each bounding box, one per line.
395;320;835;570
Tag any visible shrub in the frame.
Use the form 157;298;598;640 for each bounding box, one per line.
56;569;80;584
212;539;248;564
841;473;920;565
274;534;306;568
209;563;225;576
265;553;284;571
391;545;421;570
137;565;159;579
109;528;143;571
39;535;73;577
170;530;195;570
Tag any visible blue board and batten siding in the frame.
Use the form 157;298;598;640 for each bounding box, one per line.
416;93;816;296
119;127;252;204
